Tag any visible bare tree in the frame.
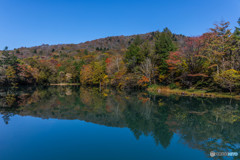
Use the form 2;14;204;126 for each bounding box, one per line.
139;58;155;84
113;55;122;72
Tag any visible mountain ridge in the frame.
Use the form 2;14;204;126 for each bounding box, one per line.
9;31;186;58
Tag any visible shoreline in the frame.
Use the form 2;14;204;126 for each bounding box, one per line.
50;83;81;86
4;83;240;100
147;85;240;100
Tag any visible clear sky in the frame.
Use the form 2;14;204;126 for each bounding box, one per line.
0;0;240;49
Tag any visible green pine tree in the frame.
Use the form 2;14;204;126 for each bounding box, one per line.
125;35;144;71
234;18;240;40
84;49;89;55
155;29;176;75
0;47;19;70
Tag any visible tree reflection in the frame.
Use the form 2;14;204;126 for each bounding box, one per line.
0;86;239;159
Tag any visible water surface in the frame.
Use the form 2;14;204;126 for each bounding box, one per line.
0;86;239;160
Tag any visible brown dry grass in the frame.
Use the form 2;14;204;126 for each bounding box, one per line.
50;83;80;86
147;85;240;100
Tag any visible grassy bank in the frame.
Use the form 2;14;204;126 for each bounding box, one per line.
147;84;240;100
50;83;81;86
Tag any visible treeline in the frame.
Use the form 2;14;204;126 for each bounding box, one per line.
0;18;240;93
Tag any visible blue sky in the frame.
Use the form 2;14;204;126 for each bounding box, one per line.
0;0;240;49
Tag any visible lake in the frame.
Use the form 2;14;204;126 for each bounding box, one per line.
0;86;239;160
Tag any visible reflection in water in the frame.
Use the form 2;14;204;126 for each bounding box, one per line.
0;86;240;159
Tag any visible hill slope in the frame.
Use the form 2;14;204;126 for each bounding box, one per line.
11;31;186;58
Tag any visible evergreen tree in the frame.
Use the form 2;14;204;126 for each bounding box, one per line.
155;30;176;75
0;47;19;70
125;35;144;71
84;49;89;55
140;41;151;58
234;18;240;40
163;27;173;39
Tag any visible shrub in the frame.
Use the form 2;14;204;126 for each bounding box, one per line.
169;83;177;89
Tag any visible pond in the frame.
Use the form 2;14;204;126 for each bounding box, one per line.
0;86;239;160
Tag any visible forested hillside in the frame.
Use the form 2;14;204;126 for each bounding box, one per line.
9;31;185;58
1;19;240;95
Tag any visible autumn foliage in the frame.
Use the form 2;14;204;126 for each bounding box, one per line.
1;18;240;93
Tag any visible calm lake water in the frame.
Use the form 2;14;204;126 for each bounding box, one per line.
0;86;239;160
